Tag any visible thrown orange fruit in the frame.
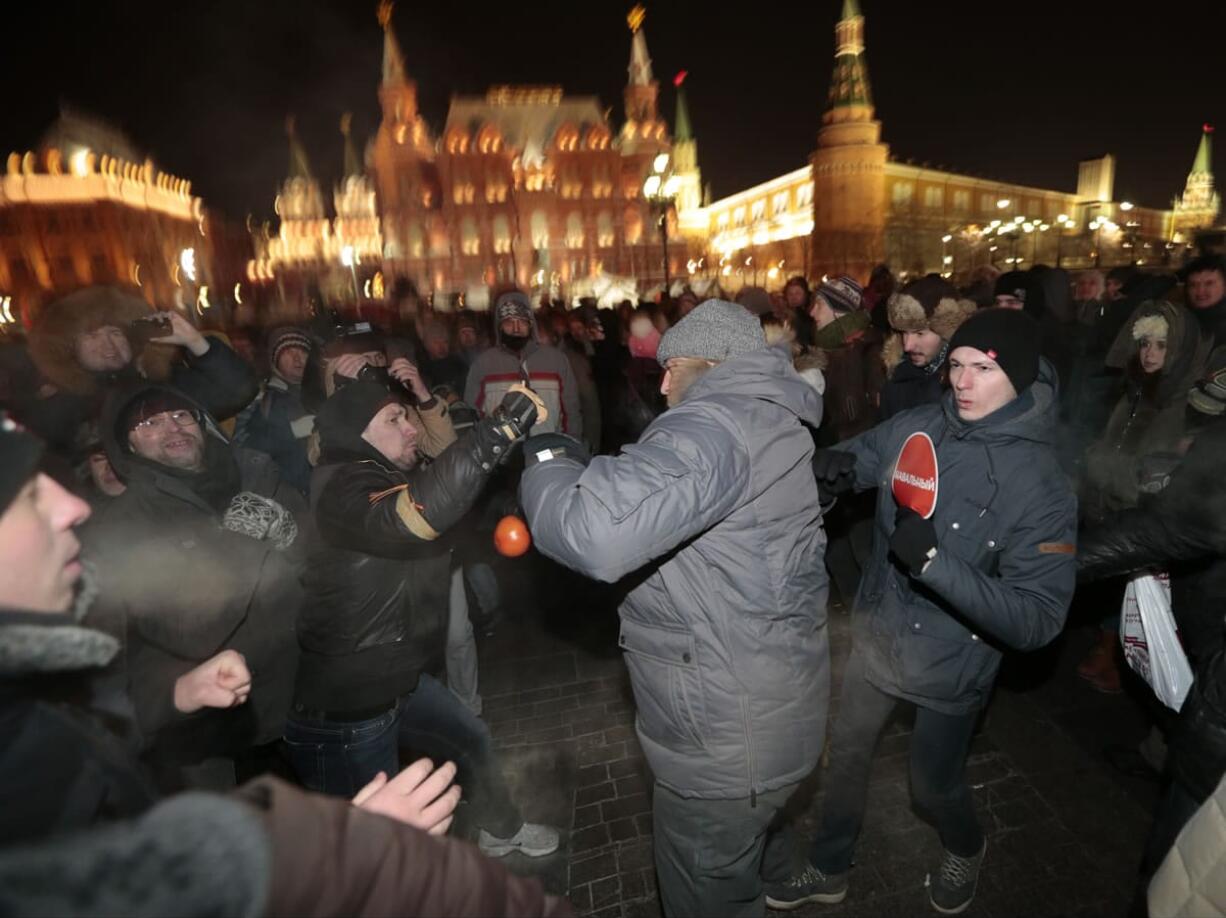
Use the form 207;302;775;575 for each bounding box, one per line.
494;515;532;557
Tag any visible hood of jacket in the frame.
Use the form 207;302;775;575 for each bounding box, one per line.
939;356;1059;447
100;381;240;510
1105;300;1208;407
28;287;180;396
683;345;823;427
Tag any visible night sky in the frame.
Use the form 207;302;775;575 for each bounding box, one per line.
7;0;1223;222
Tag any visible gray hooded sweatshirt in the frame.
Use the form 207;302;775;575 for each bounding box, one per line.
520;346;830;799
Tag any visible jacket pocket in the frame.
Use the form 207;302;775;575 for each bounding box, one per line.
940;498;1006;576
896;612;1000;706
619;617;709;750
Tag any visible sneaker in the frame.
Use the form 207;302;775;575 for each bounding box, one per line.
478;822;560;858
927;839;987;915
765;863;848;910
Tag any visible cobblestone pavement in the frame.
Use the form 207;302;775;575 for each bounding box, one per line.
472;565;1157;918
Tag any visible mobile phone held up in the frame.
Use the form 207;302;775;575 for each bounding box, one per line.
129;313;172;344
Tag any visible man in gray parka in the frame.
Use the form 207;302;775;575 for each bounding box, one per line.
519;300;831;917
768;308;1077;915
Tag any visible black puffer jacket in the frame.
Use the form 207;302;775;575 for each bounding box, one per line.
83;383;304;766
1080;419;1226;799
294;403;524;714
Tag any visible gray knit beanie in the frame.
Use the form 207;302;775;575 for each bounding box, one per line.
656;299;766;367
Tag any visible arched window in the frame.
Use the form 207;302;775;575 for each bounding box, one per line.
624;207;642;245
493;215;512;254
461;217;480;255
566;212;584;249
597;211;614;247
530;210;549;249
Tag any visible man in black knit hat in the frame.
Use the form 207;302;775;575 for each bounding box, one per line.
770;309;1077;915
286;363;561;859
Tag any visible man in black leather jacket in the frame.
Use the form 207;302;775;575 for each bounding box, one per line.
285;362;560;859
1079;362;1226;873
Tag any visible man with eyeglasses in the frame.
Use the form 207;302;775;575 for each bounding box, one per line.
81;383;305;790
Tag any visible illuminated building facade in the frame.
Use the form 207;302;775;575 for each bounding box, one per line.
369;3;687;305
680;1;1217;288
0;110;214;329
251;115;383;317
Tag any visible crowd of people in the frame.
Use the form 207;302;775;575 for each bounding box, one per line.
2;253;1226;916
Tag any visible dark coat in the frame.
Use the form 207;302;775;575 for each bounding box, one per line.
816;311;885;445
836;363;1078;714
0;613;571;918
1080;420;1226;800
83;383;304;763
1082;301;1208;520
22;288;255;453
295;409;510;714
0;609;158;846
880;352;946;421
233;376;314;496
521;347;830;799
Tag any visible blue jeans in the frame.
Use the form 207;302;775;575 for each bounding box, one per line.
809;650;983;872
284;674;522;837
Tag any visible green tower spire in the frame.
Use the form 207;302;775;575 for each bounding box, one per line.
827;0;872;114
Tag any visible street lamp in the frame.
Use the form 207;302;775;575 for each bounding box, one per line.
643;153;678;293
340;244;360;310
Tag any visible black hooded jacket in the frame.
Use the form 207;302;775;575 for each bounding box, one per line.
0;608;158;845
1080;419;1226;800
81;383;304;769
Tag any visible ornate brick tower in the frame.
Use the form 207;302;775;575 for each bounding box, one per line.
810;0;888;282
1172;124;1220;241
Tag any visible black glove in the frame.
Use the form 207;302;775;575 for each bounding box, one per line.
490;386;546;440
812;449;857;497
890;506;939;575
523;432;591;469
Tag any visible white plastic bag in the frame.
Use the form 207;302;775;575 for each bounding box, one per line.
1120;573;1194;711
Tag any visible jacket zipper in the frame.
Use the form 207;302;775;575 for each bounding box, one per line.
741;695;757;807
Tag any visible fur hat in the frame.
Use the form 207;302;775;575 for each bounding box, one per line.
28;286;177;396
1131;314;1170;343
886;277;977;340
